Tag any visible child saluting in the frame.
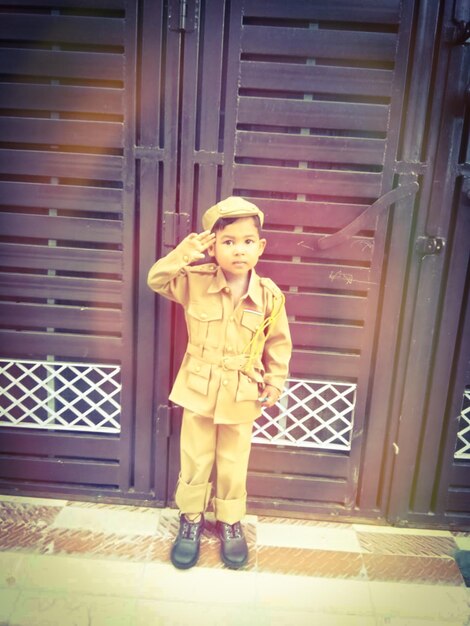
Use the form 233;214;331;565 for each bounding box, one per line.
147;196;292;569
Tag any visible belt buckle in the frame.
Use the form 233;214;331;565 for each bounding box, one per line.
222;354;245;371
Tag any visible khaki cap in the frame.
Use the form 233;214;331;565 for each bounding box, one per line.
202;196;264;231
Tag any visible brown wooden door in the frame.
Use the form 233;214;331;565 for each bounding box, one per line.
166;0;427;519
1;0;465;526
0;0;178;504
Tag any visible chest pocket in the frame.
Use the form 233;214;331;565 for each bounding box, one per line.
241;310;264;334
187;303;222;346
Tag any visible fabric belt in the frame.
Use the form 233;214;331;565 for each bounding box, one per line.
186;343;250;371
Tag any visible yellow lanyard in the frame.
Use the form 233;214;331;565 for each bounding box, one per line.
242;294;285;371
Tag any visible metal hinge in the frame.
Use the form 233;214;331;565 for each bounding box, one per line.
462;175;470;200
415;235;446;256
449;0;470;44
162;211;190;249
169;0;199;32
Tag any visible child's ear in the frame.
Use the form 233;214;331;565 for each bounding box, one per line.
207;242;216;257
258;238;267;255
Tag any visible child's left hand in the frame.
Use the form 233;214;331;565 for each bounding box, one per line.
258;384;281;408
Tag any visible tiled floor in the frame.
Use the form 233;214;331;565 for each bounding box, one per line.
0;495;469;625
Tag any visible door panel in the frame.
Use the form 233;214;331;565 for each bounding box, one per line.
0;0;162;501
385;0;470;525
1;0;464;525
170;0;419;516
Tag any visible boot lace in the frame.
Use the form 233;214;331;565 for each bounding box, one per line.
180;517;202;541
222;522;243;540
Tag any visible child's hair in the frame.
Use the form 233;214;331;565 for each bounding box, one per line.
212;214;262;233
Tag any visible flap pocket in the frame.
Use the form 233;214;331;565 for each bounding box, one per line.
241;309;263;333
186;355;211;396
187;355;211;378
187;303;222;322
187;303;223;346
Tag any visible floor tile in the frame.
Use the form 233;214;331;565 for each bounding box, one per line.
19;553;145;597
0;495;68;508
82;595;136;626
66;501;154;512
0;502;62;525
0;588;21;624
256;573;375;614
368;581;469;621
147;537;173;563
357;532;458;556
7;590;137;626
135;599;262;626
154;508;181;538
1;494;468;626
257;515;354;529
8;590;91;626
377;617;467;626
0;521;50;553
0;552;28;589
256;521;362;551
49;527;154;561
52;504;159;536
353;524;452;537
136;602;378;626
256;546;365;579
140;561;258;604
259;610;378;626
363;554;464;585
5;591;135;626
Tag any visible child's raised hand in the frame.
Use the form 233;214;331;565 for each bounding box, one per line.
177;230;216;264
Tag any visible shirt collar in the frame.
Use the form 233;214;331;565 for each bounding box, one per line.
245;269;264;308
207;266;263;308
207;266;228;294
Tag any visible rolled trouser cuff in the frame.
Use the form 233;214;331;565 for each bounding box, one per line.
214;494;247;525
175;474;212;516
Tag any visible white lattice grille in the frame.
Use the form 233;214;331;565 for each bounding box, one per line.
252;378;357;451
0;359;121;433
455;388;470;460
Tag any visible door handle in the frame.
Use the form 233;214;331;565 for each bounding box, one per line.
316;181;420;251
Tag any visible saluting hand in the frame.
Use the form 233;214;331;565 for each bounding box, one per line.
177;230;216;264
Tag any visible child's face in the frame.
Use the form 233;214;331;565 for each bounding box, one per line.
208;217;266;279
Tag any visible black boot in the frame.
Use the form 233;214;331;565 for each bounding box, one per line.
170;514;204;569
216;521;248;569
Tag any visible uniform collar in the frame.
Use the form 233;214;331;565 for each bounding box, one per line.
245;269;264;308
208;266;264;308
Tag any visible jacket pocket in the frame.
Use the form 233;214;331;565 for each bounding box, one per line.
187;302;222;346
235;371;260;402
241;310;263;334
186;355;211;396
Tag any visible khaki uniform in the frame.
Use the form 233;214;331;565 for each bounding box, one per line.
147;244;292;522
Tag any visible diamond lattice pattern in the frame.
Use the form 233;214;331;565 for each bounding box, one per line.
455;388;470;460
0;359;121;433
252;378;357;451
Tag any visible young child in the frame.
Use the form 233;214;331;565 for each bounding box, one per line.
147;196;292;569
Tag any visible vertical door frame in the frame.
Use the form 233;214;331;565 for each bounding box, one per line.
385;0;470;525
132;0;182;502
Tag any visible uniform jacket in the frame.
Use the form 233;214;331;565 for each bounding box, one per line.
147;247;292;424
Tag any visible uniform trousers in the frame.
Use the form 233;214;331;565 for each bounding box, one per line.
175;409;254;525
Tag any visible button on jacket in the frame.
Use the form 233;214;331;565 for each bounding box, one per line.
147;247;292;424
